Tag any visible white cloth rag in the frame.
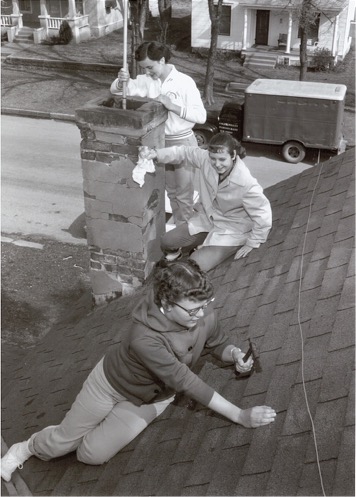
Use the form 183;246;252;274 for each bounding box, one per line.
132;146;155;187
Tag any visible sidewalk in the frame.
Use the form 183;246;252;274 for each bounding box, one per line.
1;29;123;65
2;41;120;73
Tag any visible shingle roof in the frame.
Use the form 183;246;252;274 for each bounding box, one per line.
1;148;355;496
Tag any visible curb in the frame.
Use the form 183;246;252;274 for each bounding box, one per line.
4;54;119;74
2;105;354;124
1;107;76;121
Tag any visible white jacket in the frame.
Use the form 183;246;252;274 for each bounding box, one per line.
110;65;206;139
156;146;272;248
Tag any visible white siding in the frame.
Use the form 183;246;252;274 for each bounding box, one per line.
191;0;211;48
191;0;354;59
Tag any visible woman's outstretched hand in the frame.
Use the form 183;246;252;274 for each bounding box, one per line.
138;146;157;161
237;406;276;428
234;245;253;259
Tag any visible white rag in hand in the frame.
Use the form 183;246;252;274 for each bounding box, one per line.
132;146;156;187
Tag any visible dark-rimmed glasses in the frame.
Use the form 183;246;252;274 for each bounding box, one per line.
168;298;215;317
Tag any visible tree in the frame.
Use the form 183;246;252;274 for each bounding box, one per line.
128;0;149;77
296;0;318;80
158;0;172;44
291;0;343;80
203;0;223;105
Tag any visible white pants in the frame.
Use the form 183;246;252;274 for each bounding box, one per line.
29;358;174;465
165;133;198;226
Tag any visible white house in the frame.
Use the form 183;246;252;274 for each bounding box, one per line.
192;0;355;64
1;0;125;43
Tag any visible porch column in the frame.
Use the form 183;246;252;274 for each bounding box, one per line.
68;0;76;17
40;0;48;16
242;8;248;50
286;10;292;54
332;14;339;56
12;0;20;15
11;0;23;28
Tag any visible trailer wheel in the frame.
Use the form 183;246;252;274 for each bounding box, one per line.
194;130;213;148
282;141;306;164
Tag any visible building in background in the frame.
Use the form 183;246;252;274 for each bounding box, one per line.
191;0;355;66
1;0;124;43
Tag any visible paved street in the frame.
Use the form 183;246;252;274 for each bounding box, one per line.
1;115;86;245
242;142;312;187
2;115;314;246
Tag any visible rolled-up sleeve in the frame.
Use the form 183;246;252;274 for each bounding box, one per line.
203;312;231;359
110;75;152;98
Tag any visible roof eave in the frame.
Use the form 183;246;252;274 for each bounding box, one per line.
238;0;347;13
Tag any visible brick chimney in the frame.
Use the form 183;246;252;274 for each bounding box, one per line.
76;95;167;304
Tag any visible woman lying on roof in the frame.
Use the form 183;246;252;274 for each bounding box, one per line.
1;260;276;481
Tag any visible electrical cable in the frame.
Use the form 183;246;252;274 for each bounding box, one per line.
297;163;326;497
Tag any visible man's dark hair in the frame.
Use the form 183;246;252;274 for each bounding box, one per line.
135;41;171;63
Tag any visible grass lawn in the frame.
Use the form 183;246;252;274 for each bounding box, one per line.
7;12;354;110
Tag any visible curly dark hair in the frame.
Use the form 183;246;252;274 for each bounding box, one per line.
152;259;214;307
135;41;171;63
208;132;246;159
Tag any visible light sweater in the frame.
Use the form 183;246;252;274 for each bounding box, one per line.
110;64;206;139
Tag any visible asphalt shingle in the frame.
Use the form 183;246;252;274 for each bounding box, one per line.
1;148;354;495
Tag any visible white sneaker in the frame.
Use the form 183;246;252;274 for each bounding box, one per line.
165;249;182;261
1;441;32;482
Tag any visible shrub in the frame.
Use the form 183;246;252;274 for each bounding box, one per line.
312;47;334;71
58;20;73;44
42;20;73;45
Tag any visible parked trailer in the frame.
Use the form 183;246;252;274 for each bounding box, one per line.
243;79;347;163
194;79;347;163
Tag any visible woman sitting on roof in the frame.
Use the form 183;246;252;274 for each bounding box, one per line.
1;260;276;481
142;132;272;272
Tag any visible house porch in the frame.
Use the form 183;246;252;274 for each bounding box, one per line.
241;44;320;69
238;0;347;63
1;0;90;44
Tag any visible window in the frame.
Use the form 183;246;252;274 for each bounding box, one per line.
48;0;62;17
19;0;32;12
105;0;117;14
298;13;320;40
76;0;84;15
215;4;232;36
1;0;12;13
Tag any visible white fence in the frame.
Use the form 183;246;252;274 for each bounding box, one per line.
46;15;89;31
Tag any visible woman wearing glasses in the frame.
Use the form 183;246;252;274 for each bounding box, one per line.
1;260;276;481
